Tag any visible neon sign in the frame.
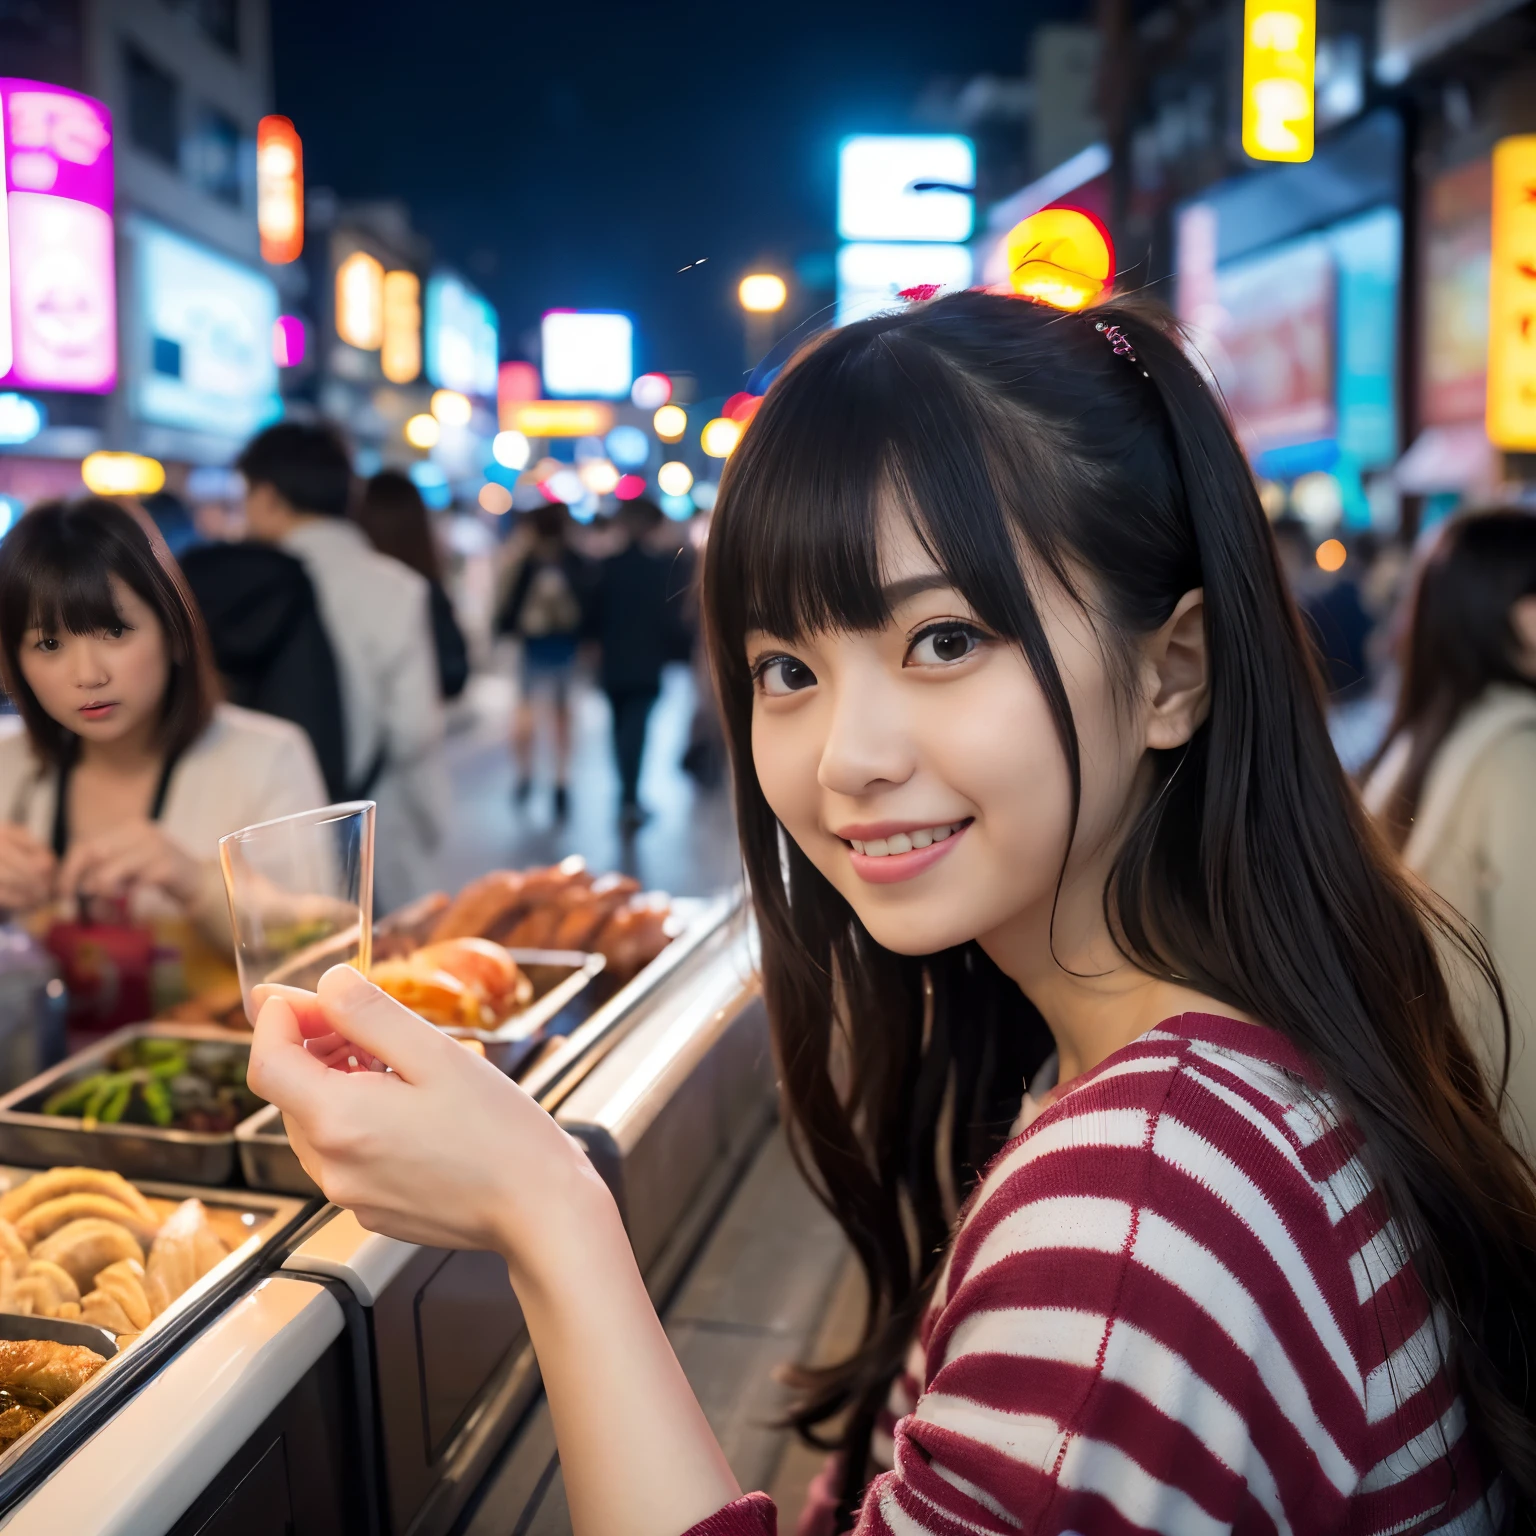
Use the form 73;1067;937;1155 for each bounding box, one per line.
0;79;116;393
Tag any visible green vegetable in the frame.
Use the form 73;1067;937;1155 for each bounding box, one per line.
141;1078;174;1128
42;1078;99;1117
82;1075;119;1122
99;1078;134;1125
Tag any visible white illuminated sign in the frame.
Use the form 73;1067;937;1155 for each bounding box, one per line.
835;243;973;326
541;311;634;399
838;135;975;243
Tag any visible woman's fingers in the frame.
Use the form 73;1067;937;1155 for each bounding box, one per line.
248;994;338;1119
251;982;381;1071
314;965;452;1083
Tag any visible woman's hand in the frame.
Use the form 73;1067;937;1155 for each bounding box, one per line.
57;821;202;909
247;964;615;1279
0;825;55;912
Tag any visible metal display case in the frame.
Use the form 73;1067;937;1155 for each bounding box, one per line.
0;890;773;1536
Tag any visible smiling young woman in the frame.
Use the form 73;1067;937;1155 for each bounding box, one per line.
249;293;1536;1536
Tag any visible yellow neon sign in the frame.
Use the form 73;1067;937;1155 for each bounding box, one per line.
335;251;383;350
381;270;421;384
1488;136;1536;451
507;401;615;437
1242;0;1315;163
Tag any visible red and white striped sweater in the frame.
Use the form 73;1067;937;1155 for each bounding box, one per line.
687;1013;1495;1536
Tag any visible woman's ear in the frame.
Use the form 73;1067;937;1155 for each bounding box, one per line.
1143;588;1209;751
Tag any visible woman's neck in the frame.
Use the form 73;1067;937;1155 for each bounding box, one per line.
978;876;1251;1086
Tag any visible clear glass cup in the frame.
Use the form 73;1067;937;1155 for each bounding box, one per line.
219;801;375;1024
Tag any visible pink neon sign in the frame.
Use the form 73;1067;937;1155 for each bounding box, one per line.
0;80;117;394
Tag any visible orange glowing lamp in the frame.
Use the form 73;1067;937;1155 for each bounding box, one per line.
1005;208;1115;311
256;115;304;264
1488;134;1536;451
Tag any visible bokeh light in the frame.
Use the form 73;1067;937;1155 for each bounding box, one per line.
631;372;672;409
82;452;166;496
738;273;787;313
1314;538;1346;573
692;481;719;511
581;460;620;495
653;404;687;441
606;424;650;467
657;461;694;496
700;417;742;457
546;468;585;504
272;315;306;368
615;474;647;501
492;430;530;470
405;413;440;448
660;492;694;520
431;389;472;426
478;482;514;515
1004;208;1114;311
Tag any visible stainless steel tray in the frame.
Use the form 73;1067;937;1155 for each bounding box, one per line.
234;1103;317;1198
0;1168;306;1485
0;1024;257;1185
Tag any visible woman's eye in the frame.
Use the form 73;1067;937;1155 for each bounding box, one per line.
755;656;817;696
105;625;125;640
33;637;58;653
906;624;984;666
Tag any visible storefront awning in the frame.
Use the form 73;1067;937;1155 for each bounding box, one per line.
1393;421;1498;495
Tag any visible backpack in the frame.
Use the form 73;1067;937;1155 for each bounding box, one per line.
180;543;352;800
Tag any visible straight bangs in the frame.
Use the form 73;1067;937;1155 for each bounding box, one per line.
18;540;128;640
707;321;1084;700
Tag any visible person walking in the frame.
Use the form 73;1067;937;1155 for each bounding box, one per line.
496;501;587;821
585;498;692;831
354;470;469;702
236;423;446;912
1363;508;1536;1147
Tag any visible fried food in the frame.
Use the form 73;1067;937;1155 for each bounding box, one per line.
31;1220;144;1292
549;872;641;950
0;1339;105;1403
0;1404;45;1445
0;1169;157;1230
412;938;531;1014
81;1259;157;1334
369;960;481;1028
14;1195;158;1250
593;894;673;981
145;1200;229;1305
428;871;528;944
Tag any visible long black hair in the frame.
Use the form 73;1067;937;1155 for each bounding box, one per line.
1369;508;1536;846
0;497;218;766
701;291;1536;1518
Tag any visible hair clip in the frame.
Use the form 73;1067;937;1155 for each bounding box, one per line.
897;284;942;302
1094;319;1151;377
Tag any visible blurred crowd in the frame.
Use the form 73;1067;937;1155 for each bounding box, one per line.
0;423;1533;1112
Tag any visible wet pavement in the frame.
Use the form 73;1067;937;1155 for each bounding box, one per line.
436;662;742;899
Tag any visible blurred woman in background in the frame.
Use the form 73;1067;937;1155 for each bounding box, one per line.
1364;508;1536;1144
355;470;469;702
0;498;326;1014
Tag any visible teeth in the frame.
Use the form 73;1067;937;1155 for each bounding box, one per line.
849;823;961;857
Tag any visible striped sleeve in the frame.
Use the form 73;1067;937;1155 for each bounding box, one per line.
686;1017;1491;1536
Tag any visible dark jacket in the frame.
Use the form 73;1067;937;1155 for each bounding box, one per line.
179;543;351;800
427;580;469;700
585;541;694;693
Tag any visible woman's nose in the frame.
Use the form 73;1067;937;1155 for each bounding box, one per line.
70;642;111;688
816;674;915;797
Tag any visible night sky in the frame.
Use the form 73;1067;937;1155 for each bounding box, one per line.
270;1;1079;396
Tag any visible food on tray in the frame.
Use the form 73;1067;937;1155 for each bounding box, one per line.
14;1195;158;1250
32;1219;145;1292
0;1337;106;1443
81;1258;157;1334
0;1168;155;1229
0;1257;82;1320
370;937;534;1029
426;858;674;981
144;1199;228;1303
38;1037;261;1135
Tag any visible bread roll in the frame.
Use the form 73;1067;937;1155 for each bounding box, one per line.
15;1194;158;1250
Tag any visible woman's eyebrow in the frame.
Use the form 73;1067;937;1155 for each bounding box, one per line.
881;573;955;607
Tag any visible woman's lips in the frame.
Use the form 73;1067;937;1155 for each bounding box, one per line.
842;820;972;885
78;702;118;720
